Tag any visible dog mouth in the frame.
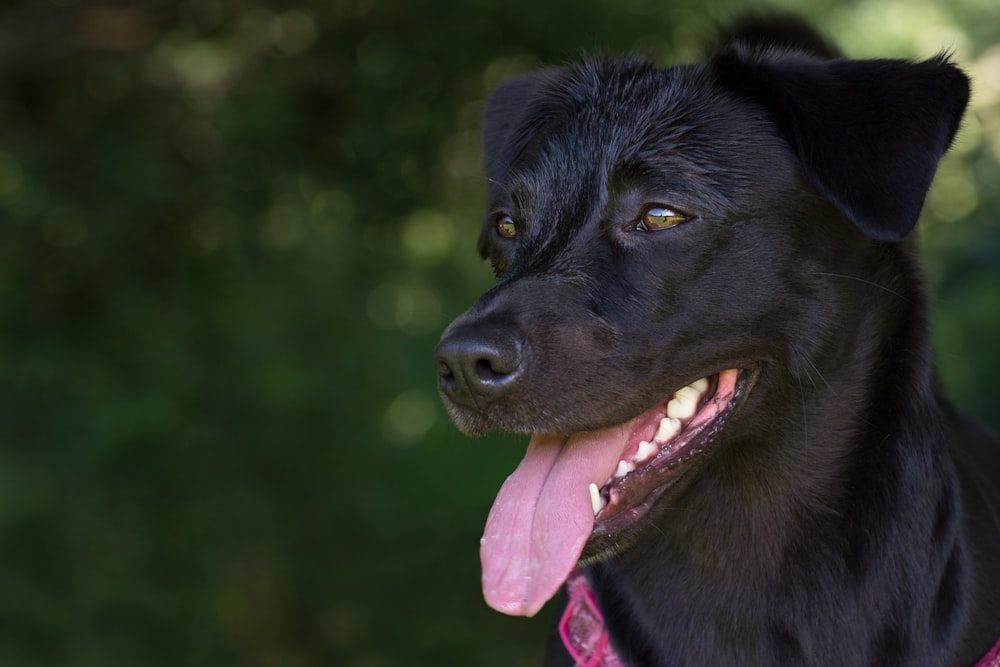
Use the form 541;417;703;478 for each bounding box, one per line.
586;368;746;545
479;368;754;617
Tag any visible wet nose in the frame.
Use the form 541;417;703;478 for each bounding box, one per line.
434;324;525;408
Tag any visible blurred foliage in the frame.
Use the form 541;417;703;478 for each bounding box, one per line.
0;0;996;665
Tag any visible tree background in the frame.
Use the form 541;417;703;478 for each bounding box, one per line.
0;0;997;665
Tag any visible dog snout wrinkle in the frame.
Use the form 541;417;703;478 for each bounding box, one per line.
435;325;525;408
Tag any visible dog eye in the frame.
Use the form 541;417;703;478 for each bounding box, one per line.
638;206;688;231
496;214;517;238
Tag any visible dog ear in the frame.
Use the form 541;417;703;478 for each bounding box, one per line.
483;68;562;188
478;68;565;258
709;14;841;60
711;48;970;241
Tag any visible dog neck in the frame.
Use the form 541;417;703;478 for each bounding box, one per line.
569;566;1000;667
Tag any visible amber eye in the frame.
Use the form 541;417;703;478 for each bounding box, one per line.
497;214;517;238
638;206;688;231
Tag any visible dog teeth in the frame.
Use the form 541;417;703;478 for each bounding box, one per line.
589;482;606;516
666;383;703;420
635;440;658;463
689;377;709;394
614;460;636;478
604;377;711;490
654;417;682;444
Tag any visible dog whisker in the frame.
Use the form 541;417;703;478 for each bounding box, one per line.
812;271;911;302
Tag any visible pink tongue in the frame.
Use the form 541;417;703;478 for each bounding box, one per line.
480;419;636;617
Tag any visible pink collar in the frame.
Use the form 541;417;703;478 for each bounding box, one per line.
559;568;1000;667
981;637;1000;667
559;569;625;667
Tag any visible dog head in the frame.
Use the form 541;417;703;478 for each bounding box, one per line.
434;17;969;616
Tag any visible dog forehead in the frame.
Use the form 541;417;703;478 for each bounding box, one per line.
492;64;692;216
496;60;779;220
516;61;694;171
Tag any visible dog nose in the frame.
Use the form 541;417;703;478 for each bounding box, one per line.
434;325;524;407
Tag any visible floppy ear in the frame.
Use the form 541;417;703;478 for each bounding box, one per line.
481;68;568;185
709;14;842;60
478;68;566;257
711;48;970;241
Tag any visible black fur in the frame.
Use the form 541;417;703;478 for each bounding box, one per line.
435;16;1000;666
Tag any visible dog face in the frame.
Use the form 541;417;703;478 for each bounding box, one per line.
445;59;867;437
434;29;969;617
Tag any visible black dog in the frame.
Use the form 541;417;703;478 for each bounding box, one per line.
434;16;1000;666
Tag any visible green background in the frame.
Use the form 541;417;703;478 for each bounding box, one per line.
0;1;997;665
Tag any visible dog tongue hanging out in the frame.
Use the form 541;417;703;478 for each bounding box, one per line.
435;14;1000;667
480;370;742;617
